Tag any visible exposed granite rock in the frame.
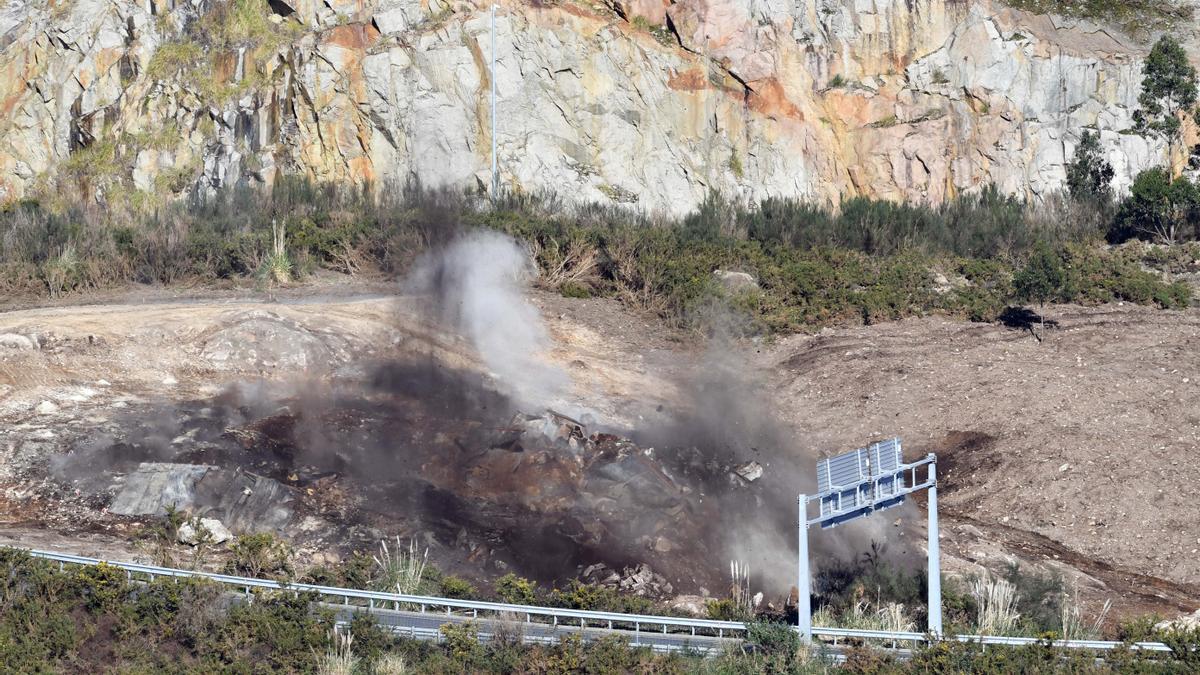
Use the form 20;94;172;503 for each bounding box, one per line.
0;0;1196;213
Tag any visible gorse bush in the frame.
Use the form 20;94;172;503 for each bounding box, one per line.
0;548;1197;673
494;573;538;605
0;180;1191;330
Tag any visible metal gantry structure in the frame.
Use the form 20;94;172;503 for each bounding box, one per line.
798;439;941;642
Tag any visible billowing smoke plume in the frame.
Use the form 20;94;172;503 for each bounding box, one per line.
405;231;568;409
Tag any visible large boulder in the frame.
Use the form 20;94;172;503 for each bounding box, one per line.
200;311;342;371
178;517;233;545
0;334;35;350
1156;609;1200;632
109;462;295;533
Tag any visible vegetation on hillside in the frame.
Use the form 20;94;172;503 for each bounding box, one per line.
1;178;1195;332
1;548;1197;673
999;0;1193;32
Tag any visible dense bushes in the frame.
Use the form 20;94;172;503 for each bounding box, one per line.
1110;167;1200;244
1;548;1197;673
1;180;1192;332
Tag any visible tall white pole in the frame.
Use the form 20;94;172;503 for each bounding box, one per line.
797;494;811;643
490;4;498;200
927;455;942;638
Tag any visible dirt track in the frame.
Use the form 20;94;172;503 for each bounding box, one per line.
0;285;1197;620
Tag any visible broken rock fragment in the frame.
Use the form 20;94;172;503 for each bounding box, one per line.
178;517;233;545
734;460;763;482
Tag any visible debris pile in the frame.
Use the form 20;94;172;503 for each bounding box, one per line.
581;562;675;597
45;368;767;594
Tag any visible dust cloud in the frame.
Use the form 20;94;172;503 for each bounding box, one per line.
635;309;922;595
405;231;568;409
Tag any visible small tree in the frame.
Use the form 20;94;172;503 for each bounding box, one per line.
1112;167;1200;243
1065;130;1114;203
1013;242;1066;338
1133;36;1199;175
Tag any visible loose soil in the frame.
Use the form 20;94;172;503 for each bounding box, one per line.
1;281;1197;624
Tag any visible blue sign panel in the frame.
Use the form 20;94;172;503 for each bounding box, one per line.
816;438;906;529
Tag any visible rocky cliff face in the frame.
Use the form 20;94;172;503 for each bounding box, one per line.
0;0;1196;215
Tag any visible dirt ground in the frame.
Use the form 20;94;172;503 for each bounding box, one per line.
0;281;1196;623
763;305;1200;618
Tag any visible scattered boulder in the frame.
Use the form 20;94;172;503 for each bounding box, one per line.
109;462;294;533
200;310;339;371
669;594;713;617
581;562;676;597
35;400;58;415
734;460;763;482
713;270;758;292
0;333;35;350
932;270;968;295
178;517;233;545
1156;609;1200;632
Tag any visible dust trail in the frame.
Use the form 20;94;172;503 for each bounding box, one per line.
636;307;922;596
404;231;568;409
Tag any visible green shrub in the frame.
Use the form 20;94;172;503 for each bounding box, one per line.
548;580;657;614
1013;242;1067;308
1;547;1198;672
439;621;483;664
745;619;800;654
559;280;592;298
439;575;478;599
1111;168;1200;244
706;598;748;621
2;180;1190;329
1002;564;1065;635
494;573;538;605
225;532;292;579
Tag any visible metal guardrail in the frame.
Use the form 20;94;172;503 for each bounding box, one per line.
26;549;745;639
20;548;1176;655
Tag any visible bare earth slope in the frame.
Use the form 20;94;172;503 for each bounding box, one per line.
767;305;1200;615
0;287;1197;619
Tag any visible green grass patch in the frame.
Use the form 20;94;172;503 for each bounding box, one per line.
1000;0;1192;31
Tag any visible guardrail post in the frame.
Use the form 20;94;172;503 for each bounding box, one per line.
634;623;640;646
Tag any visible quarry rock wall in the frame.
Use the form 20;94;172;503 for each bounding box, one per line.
0;0;1196;214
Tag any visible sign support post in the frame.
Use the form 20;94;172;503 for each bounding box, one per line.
926;456;941;637
797;440;941;642
797;494;811;643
